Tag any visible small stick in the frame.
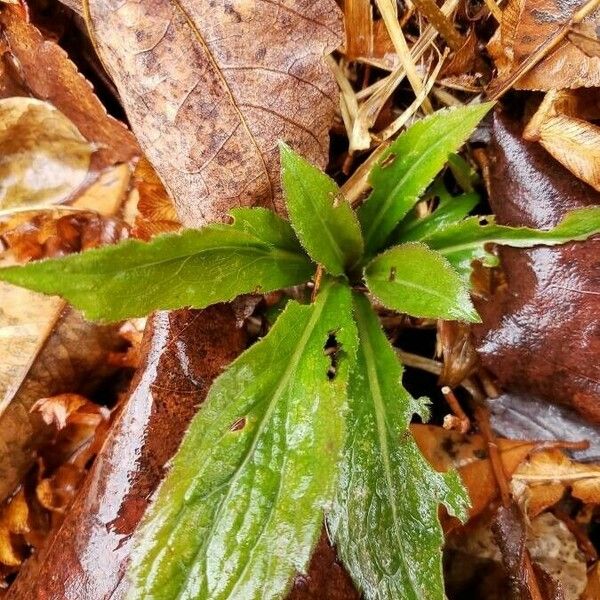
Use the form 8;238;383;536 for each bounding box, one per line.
473;403;511;506
441;385;470;433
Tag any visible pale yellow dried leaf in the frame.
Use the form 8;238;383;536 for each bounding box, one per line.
524;90;600;191
0;98;94;211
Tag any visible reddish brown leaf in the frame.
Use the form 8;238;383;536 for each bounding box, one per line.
83;0;343;226
473;110;600;423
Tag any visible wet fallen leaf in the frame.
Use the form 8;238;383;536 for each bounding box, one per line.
0;98;95;211
84;0;343;226
473;111;600;423
491;503;565;600
488;393;600;462
487;0;600;93
523;90;600;192
0;6;138;172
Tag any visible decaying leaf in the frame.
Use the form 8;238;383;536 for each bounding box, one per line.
83;0;343;226
0;98;95;211
0;5;138;172
487;0;600;93
473;111;600;423
524;90;600;192
0;490;29;569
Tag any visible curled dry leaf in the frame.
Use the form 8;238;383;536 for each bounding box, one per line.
473;111;600;423
513;448;600;507
0;98;95;211
487;0;600;92
84;0;343;226
524;90;600;192
0;5;138;172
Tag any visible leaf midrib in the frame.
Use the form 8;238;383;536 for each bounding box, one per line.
165;284;332;599
287;161;346;270
355;304;421;597
363;118;467;251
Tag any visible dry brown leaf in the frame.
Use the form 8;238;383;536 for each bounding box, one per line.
412;424;543;525
83;0;343;227
514;449;600;506
0;6;138;172
524;90;600;191
0;98;95;211
487;0;600;92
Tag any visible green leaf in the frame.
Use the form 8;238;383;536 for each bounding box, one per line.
280;143;364;275
127;278;357;600
426;206;600;276
392;181;479;243
0;208;314;321
364;242;479;322
329;293;469;600
358;103;493;256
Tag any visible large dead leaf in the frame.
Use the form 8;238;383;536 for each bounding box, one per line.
83;0;343;226
0;98;95;211
487;0;600;93
524;90;600;192
473;111;600;423
0;6;138;172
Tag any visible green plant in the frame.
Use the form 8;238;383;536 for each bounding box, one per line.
2;104;600;600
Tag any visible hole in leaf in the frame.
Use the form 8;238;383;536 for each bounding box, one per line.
324;334;339;380
380;153;396;169
479;216;489;226
229;417;246;432
389;266;397;282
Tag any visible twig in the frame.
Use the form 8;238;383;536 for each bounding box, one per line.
410;0;465;50
441;385;470;433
